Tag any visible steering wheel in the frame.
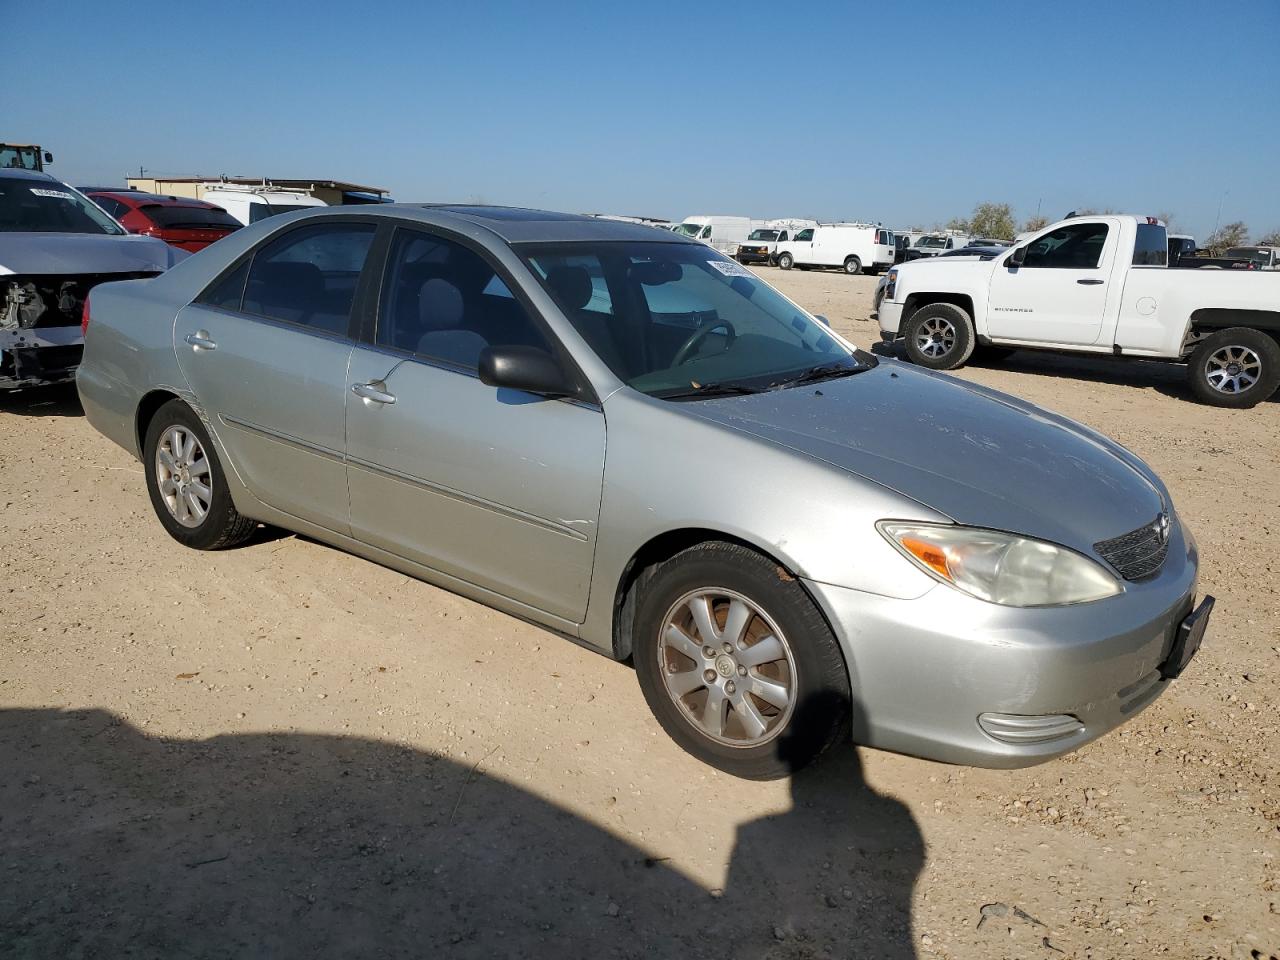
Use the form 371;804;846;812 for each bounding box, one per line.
672;318;737;366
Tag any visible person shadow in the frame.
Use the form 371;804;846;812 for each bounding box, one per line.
0;699;922;959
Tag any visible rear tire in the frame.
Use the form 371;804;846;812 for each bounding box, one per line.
143;399;257;550
843;256;863;275
1187;327;1280;408
633;541;850;780
777;252;794;270
902;303;976;370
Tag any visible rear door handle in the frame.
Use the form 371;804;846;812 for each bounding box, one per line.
1076;278;1105;285
351;382;396;405
184;331;217;351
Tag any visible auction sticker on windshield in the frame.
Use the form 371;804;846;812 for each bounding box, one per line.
707;259;755;278
30;189;76;200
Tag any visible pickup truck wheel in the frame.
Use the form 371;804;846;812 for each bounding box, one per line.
1188;328;1280;408
843;256;863;275
143;399;258;550
777;252;794;270
902;303;976;370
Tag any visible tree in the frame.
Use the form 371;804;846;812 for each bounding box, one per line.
1256;228;1280;246
1021;214;1050;233
1203;221;1249;254
961;202;1015;239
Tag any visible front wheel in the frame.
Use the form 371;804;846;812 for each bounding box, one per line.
143;399;257;550
777;252;794;270
1187;327;1280;408
902;303;976;370
633;542;850;780
843;256;862;275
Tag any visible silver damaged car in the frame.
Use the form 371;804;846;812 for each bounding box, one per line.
77;205;1213;779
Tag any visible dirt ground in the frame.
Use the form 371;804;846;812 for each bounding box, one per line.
1;266;1277;960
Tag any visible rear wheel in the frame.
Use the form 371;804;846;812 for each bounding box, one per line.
843;256;863;275
143;399;257;550
1187;327;1280;408
777;252;794;270
902;302;976;370
633;541;850;780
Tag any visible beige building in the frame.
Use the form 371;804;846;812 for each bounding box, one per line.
123;176;390;206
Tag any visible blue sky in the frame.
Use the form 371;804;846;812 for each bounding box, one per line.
6;0;1278;239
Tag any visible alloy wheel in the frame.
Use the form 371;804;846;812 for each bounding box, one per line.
656;588;796;748
1204;344;1261;394
915;317;956;359
155;425;212;528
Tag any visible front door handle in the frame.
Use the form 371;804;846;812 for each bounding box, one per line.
1076;278;1105;285
351;381;396;405
184;331;217;351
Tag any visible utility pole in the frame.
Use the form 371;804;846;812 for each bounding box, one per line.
1211;190;1228;240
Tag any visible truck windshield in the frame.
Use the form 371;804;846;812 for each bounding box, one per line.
0;146;42;171
915;236;946;249
0;179;127;235
521;241;863;398
747;229;779;241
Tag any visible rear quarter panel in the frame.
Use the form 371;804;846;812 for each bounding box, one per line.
1115;268;1280;356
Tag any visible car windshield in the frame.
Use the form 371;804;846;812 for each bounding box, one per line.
522;241;866;398
0;179;127;235
747;229;779;241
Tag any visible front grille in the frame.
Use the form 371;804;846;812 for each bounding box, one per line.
1094;515;1170;580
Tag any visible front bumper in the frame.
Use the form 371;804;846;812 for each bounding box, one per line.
878;300;904;338
0;326;83;389
736;249;772;264
803;523;1200;767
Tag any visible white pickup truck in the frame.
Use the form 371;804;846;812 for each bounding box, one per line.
877;214;1280;408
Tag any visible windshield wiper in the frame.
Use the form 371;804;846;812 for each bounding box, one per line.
658;381;764;401
770;360;865;389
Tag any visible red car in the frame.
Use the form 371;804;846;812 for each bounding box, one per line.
84;190;241;252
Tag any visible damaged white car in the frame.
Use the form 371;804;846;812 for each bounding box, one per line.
1;170;184;390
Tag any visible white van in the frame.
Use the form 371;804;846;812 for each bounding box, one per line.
774;223;896;275
735;218;820;265
673;215;759;256
199;186;328;226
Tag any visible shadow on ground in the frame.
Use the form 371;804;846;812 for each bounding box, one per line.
870;340;1279;404
0;707;923;959
0;383;83;418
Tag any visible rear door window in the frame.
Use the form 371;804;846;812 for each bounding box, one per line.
240;222;375;335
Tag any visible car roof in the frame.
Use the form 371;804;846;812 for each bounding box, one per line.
336;204;704;244
0;169;60;184
89;190;221;208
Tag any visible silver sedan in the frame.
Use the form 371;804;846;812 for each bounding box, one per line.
77;205;1212;779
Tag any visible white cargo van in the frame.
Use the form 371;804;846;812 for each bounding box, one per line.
199;186;327;226
735;219;819;265
774;223;896;275
673;215;759;256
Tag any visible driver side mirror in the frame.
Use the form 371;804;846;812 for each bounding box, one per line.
1006;246;1027;268
478;346;577;399
814;314;831;326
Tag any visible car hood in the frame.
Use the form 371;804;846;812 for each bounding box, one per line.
687;362;1165;552
0;232;184;276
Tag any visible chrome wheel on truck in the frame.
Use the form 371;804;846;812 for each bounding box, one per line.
1187;327;1280;409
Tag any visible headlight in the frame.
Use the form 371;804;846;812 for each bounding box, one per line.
878;522;1121;607
885;268;898;300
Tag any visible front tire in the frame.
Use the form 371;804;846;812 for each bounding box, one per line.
143;399;257;550
633;542;850;780
902;302;976;370
777;252;794;270
1187;327;1280;408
